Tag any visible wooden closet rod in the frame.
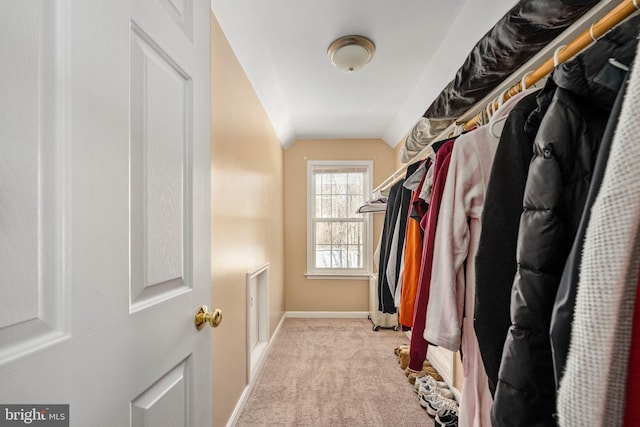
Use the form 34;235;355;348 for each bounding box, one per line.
370;145;433;195
374;0;637;197
462;0;639;130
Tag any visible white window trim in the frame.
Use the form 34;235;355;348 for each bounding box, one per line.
306;160;373;278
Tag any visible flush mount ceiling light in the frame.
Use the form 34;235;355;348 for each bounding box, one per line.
327;35;376;73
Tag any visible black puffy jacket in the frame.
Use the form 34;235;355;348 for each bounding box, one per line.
490;17;639;427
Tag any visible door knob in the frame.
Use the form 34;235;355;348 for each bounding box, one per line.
195;305;222;330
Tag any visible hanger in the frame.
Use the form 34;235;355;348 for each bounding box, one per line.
497;89;506;109
489;86;526;138
521;71;533;91
486;100;495;120
489;115;509;138
554;45;567;67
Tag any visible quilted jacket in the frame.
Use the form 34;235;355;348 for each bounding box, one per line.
491;17;639;426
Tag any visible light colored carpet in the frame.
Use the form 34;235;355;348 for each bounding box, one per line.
235;318;434;427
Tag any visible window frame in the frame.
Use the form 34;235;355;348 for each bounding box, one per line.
306;160;373;279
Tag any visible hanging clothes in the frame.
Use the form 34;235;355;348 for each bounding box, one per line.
549;33;637;386
403;160;429;191
377;180;403;313
399;165;429;327
418;154;436;206
389;162;427;299
473;90;539;396
374;161;421;314
395;242;406;308
556;35;640;427
407;137;455;372
390;162;423;305
491;18;639;425
624;275;640;427
423;90;530;427
385;213;403;298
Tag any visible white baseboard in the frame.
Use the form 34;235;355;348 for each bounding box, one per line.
226;313;287;427
273;311;287;335
286;311;369;319
427;346;462;403
225;383;252;427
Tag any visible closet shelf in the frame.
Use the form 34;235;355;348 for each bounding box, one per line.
377;0;639;197
461;0;640;131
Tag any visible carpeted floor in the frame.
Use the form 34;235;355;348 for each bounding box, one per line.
235;318;434;426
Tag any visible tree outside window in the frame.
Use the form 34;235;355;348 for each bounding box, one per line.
307;161;372;277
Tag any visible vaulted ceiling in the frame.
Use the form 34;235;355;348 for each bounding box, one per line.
210;0;518;148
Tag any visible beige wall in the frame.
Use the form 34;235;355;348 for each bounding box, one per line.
284;139;395;311
210;9;459;422
210;13;285;427
393;142;404;169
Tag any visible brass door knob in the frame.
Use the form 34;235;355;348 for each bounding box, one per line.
195;305;222;330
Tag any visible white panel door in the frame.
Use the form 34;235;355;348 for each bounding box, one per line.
0;0;212;425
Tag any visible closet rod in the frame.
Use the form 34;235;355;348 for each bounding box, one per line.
374;0;637;197
462;0;639;130
371;144;434;195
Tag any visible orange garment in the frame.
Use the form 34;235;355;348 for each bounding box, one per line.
399;187;426;327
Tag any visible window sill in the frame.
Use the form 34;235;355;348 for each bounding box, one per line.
304;273;372;281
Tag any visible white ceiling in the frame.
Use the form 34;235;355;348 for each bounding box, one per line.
210;0;518;148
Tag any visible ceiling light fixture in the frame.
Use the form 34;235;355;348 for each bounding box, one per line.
327;35;375;73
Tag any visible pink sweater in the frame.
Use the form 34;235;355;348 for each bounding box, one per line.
424;90;533;427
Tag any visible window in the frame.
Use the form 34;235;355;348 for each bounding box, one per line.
306;160;373;278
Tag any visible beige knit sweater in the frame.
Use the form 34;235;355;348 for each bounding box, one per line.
557;37;640;427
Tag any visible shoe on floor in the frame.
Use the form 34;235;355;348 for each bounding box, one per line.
399;349;410;370
421;393;458;418
405;367;422;383
418;382;454;400
416;374;453;398
414;375;448;394
408;367;444;385
418;386;454;399
394;344;409;357
422;367;443;382
419;389;449;410
407;357;432;375
435;411;459;427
